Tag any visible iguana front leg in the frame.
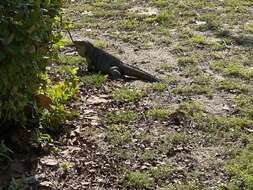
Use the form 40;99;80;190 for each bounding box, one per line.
109;66;121;79
87;59;96;72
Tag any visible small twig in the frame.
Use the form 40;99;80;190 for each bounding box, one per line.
66;28;75;44
60;17;75;44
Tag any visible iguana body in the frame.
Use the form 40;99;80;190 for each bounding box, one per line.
73;41;159;82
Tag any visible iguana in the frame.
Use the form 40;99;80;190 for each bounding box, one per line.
66;30;160;82
73;41;160;82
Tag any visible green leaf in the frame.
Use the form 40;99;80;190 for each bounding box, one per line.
45;0;51;7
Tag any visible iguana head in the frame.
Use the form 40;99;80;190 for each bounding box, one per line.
73;40;94;57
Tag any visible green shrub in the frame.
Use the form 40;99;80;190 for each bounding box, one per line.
0;0;61;124
38;67;80;132
0;140;13;161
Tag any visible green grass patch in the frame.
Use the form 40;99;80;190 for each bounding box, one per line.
124;171;153;189
58;54;84;66
156;26;171;36
162;131;189;145
210;61;227;72
113;149;135;160
176;100;205;120
136;131;156;145
144;10;176;26
106;110;139;124
159;131;189;156
193;75;214;85
148;164;172;181
139;149;158;161
112;87;144;102
190;34;207;45
217;79;252;94
177;54;197;67
160;180;204;190
171;84;213;97
208;115;253;132
243;23;253;33
225;141;253;190
233;95;253;118
162;75;181;85
146;82;167;92
209;41;229;51
92;9;122;18
106;124;133;146
151;0;168;7
147;108;171;120
224;63;253;79
182;65;203;77
117;19;140;31
80;73;107;88
94;39;108;49
109;31;137;43
159;63;176;72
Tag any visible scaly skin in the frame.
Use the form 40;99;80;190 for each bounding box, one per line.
74;40;160;82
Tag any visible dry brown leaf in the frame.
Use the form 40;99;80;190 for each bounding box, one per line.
86;95;108;105
40;158;58;166
35;94;52;109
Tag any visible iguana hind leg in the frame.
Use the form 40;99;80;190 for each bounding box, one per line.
109;66;121;79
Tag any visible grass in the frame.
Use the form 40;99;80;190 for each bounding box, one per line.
211;61;253;79
190;34;207;45
112;87;144;102
58;54;84;66
244;23;253;33
210;61;227;72
124;171;153;189
182;65;204;77
225;141;253;190
177;54;198;67
224;63;253;79
106;124;133;146
177;100;204;117
139;149;158;161
106;110;139;124
160;181;204;190
171;84;213;97
233;95;253;117
57;0;253;189
147;108;171;120
94;39;108;49
146;82;167;92
59;161;72;172
151;0;168;7
148;164;172;181
163;75;181;85
154;10;176;26
209;115;253;131
80;73;107;88
159;63;176;72
217;79;252;94
158;131;189;157
117;19;140;31
162;131;189;146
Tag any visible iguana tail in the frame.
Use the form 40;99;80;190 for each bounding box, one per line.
120;64;160;82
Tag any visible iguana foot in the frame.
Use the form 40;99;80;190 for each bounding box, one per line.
109;66;121;79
